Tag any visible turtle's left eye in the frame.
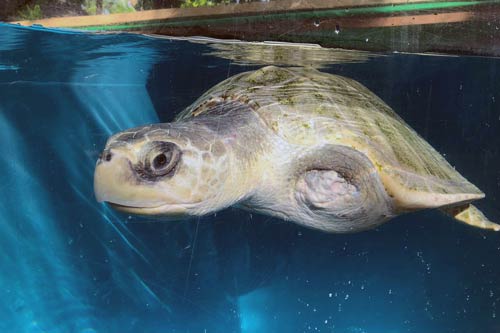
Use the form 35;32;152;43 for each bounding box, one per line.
143;142;181;178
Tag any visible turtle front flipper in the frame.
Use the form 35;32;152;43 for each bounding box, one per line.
292;144;395;233
441;204;500;231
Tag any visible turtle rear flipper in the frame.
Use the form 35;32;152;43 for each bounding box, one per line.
383;173;499;231
441;204;500;231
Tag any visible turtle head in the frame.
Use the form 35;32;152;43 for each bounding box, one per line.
94;123;232;217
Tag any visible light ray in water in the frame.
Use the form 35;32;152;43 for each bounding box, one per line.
0;111;97;332
130;269;173;313
183;217;201;297
0;24;162;332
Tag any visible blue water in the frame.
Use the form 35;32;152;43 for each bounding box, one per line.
0;23;499;333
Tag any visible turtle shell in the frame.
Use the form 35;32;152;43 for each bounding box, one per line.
177;66;483;210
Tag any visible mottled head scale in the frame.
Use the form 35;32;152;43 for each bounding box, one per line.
94;122;233;216
94;66;498;232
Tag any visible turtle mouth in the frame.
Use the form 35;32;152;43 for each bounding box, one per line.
106;201;193;216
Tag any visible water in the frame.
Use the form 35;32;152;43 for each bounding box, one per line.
0;23;499;333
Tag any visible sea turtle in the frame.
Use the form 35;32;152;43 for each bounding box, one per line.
94;66;499;233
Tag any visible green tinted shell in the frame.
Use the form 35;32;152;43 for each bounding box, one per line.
177;66;482;208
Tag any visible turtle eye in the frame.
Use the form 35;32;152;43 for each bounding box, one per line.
152;152;169;170
144;142;181;178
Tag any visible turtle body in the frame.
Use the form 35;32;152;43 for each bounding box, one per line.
94;66;498;232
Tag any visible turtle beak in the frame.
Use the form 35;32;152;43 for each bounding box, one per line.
105;202;189;216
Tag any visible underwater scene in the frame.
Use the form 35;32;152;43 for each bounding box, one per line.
0;23;499;333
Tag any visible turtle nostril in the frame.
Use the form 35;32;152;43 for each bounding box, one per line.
104;151;113;162
100;150;113;162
